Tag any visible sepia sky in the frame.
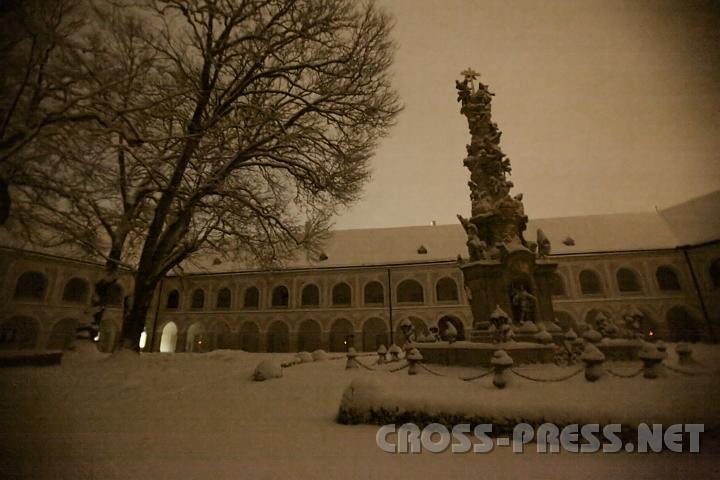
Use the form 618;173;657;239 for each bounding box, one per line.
333;0;720;230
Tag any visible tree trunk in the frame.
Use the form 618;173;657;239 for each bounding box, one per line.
120;274;157;352
0;176;9;225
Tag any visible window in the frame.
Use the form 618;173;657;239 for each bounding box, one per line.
243;287;259;309
62;277;89;303
436;277;458;302
579;270;602;295
301;284;320;307
271;285;289;308
216;288;231;309
550;273;566;296
332;282;352;306
616;268;641;292
711;259;720;289
166;289;180;309
364;282;384;305
656;266;681;291
191;289;205;309
397;279;424;303
13;271;47;300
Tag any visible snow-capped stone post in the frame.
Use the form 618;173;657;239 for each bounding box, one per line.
377;345;387;365
656;341;668;360
388;344;402;362
580;343;605;382
491;349;513;389
638;343;665;379
346;347;360;370
675;343;694;365
582;328;603;345
406;348;423;375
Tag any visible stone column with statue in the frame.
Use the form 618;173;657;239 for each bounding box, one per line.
453;69;559;342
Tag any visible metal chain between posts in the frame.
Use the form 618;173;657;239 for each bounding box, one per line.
461;369;494;382
662;362;707;376
355;358;377;371
417;362;448;377
605;365;644;378
511;366;584;383
388;362;409;373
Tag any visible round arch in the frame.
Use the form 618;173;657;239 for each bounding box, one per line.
239;321;260;352
13;271;47;301
266;321;290;352
0;315;40;350
397;279;424;303
97;318;118;353
210;321;232;350
62;277;90;304
329;318;354;352
186;322;207;352
160;322;178;352
297;319;322;352
666;306;703;342
437;315;464;341
579;269;603;295
362;317;388;352
436;277;459;302
47;318;78;350
616;267;643;293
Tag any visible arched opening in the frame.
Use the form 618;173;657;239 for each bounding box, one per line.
407;316;429;338
438;315;465;341
166;289;180;309
47;318;78;350
97;318;118;353
271;285;289;308
62;278;89;304
579;270;602;295
362;318;388;352
243;287;260;309
301;284;320;307
554;311;577;332
551;273;566;296
191;289;205;309
666;306;702;342
160;322;178;352
0;316;39;350
364;281;384;305
210;321;231;350
709;258;720;288
656;266;681;291
186;322;206;352
329;318;354;352
216;288;231;309
617;268;642;293
332;282;352;306
239;322;259;352
397;279;424;303
266;321;290;352
297;319;322;352
13;271;47;300
436;277;458;302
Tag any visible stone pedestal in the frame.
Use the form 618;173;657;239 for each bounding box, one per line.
460;249;557;337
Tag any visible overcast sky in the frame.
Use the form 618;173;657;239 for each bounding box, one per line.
333;0;720;230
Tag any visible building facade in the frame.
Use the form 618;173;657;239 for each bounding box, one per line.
1;192;718;353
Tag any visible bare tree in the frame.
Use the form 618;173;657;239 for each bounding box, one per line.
0;0;150;224
8;0;401;351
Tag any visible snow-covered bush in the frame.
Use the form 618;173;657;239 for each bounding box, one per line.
296;352;314;363
252;360;283;381
312;349;329;361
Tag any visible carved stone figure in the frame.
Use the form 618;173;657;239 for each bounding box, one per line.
537;228;551;257
465;224;487;261
512;285;537;324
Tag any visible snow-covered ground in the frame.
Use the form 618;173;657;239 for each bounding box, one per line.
1;343;720;479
